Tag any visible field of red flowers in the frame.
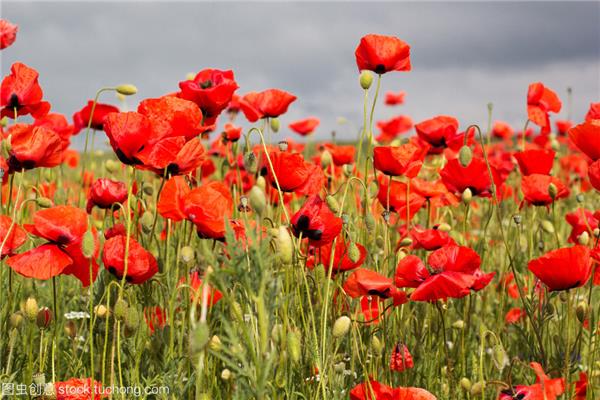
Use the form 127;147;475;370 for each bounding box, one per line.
0;18;599;400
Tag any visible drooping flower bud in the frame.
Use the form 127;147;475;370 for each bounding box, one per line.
114;299;128;321
470;381;485;396
9;312;23;329
540;220;555;234
548;183;558;199
81;229;96;258
243;152;257;174
576;301;589;323
36;197;53;208
325;195;340;214
94;304;108;319
458;145;473;167
275;226;293;265
115;84;138;96
347;242;360;263
460;378;472;392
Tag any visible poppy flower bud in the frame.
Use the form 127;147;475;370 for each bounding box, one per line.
576;301;589;323
371;335;383;355
209;335;222;352
594;228;600;238
24;297;39;320
458;145;473;167
94;304;108;319
270;118;280;133
436;223;451;232
271;323;284;343
359;70;373;90
343;164;353;177
376;235;385;248
332;316;351;338
115;84;138;96
540;220;555;234
348;242;360;263
221;369;232;381
189;322;210;357
550;138;560;151
399;237;413;247
180;246;195;264
461;188;472;204
576;193;584;203
470;381;485;396
114;299;128;321
492;344;508;371
365;213;375;231
9;312;23;329
452;320;464;330
321;150;333;169
185;72;195;81
275;225;293;265
243;152;257;174
578;231;590;245
81;229;96;258
548;183;558;199
140;211;154;233
125;307;140;331
287;330;301;363
248;185;267;215
460;377;472;392
105;159;120;174
35;197;53;208
325;195;340;214
36;307;53;330
64;320;77;339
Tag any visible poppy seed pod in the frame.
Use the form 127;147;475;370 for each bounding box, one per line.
36;307;53;330
359;70;373;90
287;330;301;363
115;84;138;96
462;188;473;204
332;316;351;338
458;145;473;167
576;301;589;323
36;197;53;208
270;118;280;133
24;297;39;320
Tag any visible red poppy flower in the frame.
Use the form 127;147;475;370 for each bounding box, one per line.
440;157;502;199
72;101;119;134
390;343;414;372
555;119;572;136
0;215;27;257
224;169;254;193
514;149;555;176
355;34;411;74
373;142;429;177
144;306;167;334
86;178;128;213
499;362;564;400
291;195;342;246
527;82;561;134
138;96;206;141
179;270;223;305
0;19;18;50
289;117;320;136
103;111;153;165
309;238;367;272
223;123;242;142
294;162;326;197
136;136;205;176
492;121;514;139
322;144;356;166
54;377;104;400
266;151;311;192
377;177;426;220
6;206;99;286
103;235;158;284
350;380;436;400
521;174;569;207
183;181;233;239
565;208;599;243
0;62;50;119
589;159;600;191
505;307;526;324
343;268;397;299
568;120;600;161
586;102;600;121
34;112;75;148
178;68;239;125
574;372;587;400
528;245;591;291
408;226;453;251
415;115;459;154
3;123;63;172
157;176;191;221
376;115;413;142
104;223;126;240
384;91;405;106
239;89;297;122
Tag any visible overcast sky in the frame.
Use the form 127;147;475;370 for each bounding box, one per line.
1;1;599;147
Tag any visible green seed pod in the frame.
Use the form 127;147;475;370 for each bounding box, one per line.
578;231;590;245
125;307;140;331
359;70;373;90
115;84;138;96
105;159;120;174
576;301;589;323
114;299;128;321
9;312;24;329
347;242;360;263
81;230;96;258
24;297;39;320
548;183;558;199
321;150;333;169
460;377;472;392
287;330;301;363
325;195;340;214
550;138;560;151
270;118;280;133
458;145;473;167
180;246;195;264
470;381;485;396
332;316;351;338
462;188;473;204
540;220;555;234
36;197;53;208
